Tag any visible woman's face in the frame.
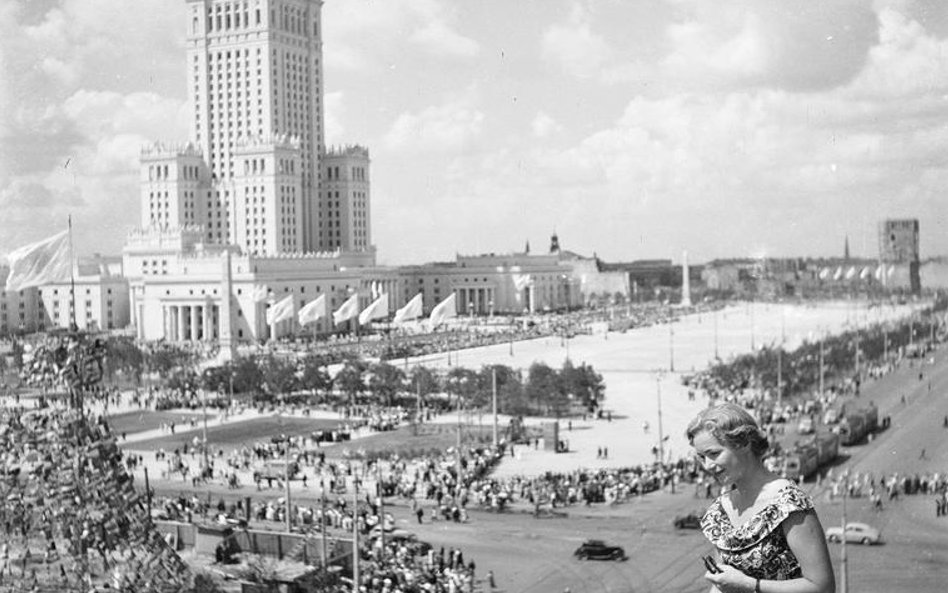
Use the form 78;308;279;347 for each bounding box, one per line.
692;430;747;487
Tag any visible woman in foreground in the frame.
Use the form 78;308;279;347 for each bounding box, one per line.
687;402;836;593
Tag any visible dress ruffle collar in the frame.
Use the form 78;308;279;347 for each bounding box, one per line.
700;481;813;552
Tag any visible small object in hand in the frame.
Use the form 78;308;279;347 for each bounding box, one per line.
702;555;722;574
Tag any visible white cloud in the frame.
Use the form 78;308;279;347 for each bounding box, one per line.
383;101;485;152
531;112;563;138
324;0;478;71
540;5;610;79
324;91;347;147
411;20;479;58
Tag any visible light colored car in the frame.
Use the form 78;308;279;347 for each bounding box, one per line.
797;417;815;434
826;522;882;545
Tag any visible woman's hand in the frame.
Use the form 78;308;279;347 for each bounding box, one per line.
704;563;756;593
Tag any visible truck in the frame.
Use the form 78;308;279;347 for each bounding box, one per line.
252;459;300;483
836;405;878;445
778;432;840;481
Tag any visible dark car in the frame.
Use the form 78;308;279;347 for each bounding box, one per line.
574;539;627;561
674;512;703;530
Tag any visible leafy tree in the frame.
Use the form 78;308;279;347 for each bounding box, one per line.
145;345;194;375
334;358;368;407
167;367;200;398
260;355;299;400
299;354;332;400
478;364;526;415
562;361;605;412
231;356;264;395
103;338;145;383
408;366;439;398
525;362;559;413
443;366;478;408
367;361;405;407
201;363;234;396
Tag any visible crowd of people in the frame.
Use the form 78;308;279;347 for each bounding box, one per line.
0;403;189;592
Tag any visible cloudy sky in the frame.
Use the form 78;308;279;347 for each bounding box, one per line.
2;0;948;265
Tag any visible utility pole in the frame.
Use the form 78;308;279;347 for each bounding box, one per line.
321;487;328;568
819;333;825;399
750;300;756;352
377;463;385;559
669;323;675;372
352;476;359;593
456;398;462;479
285;437;292;533
714;307;719;359
492;367;498;449
656;374;665;464
840;473;849;593
776;348;782;403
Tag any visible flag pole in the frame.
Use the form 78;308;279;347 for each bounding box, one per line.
68;215;77;332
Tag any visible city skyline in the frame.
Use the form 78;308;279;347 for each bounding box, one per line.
2;0;948;265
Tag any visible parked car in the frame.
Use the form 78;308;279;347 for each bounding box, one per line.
826;522;882;545
574;539;627;561
797;417;815;434
673;512;703;530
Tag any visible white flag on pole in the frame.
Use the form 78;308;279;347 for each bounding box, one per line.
266;295;295;325
4;230;72;292
428;293;457;328
298;294;327;326
358;293;389;325
333;293;360;325
393;293;423;324
251;285;270;302
512;274;531;291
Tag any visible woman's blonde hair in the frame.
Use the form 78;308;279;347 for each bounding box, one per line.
686;402;770;458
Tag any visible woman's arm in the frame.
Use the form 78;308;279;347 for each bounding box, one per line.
703;511;835;593
780;509;836;593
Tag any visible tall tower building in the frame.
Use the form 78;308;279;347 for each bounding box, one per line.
138;0;372;257
879;218;921;293
320;145;371;252
185;0;324;255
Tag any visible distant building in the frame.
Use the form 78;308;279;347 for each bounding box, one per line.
1;256;130;335
124;229;616;343
139;0;368;257
879;219;920;293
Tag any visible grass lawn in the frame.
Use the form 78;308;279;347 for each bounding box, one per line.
120;415;348;453
107;410;212;436
321;422;497;461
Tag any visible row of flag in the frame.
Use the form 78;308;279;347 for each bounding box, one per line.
262;290;458;328
818;264;896;282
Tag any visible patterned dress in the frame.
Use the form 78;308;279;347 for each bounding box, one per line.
700;480;814;580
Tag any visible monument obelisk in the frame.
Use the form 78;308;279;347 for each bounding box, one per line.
681;250;692;307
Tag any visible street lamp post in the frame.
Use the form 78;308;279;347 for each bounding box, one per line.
284;436;292;533
750;300;756;352
352;476;360;593
656;372;666;464
714;307;719;359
